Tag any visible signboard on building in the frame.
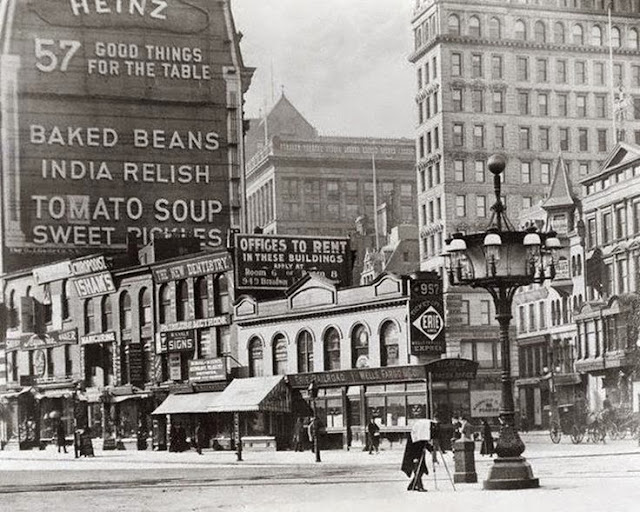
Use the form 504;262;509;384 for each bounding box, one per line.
159;330;195;353
234;234;351;290
8;329;79;351
80;331;116;345
73;271;117;298
32;260;72;284
0;1;236;272
424;358;478;381
152;252;232;283
168;353;182;381
159;315;229;333
470;390;501;418
128;343;144;387
188;357;226;382
409;273;445;355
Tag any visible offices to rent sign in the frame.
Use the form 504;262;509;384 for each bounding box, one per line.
234;234;351;290
0;0;240;272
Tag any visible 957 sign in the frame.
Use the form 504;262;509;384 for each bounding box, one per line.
409;273;445;356
35;38;82;73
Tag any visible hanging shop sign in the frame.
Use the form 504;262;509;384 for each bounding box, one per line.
470;390;501;418
159;329;195;353
234;234;352;290
424;358;478;381
73;272;116;298
0;0;236;273
159;314;230;333
409;273;445;356
32;260;72;284
152;252;232;283
80;331;117;345
188;357;226;382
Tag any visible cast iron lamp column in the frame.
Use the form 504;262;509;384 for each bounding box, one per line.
445;154;560;490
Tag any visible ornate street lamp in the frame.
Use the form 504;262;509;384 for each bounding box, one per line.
444;154;559;490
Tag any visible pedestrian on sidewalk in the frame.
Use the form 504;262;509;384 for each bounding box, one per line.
480;419;494;457
56;420;67;454
292;417;304;452
367;418;380;454
194;421;204;455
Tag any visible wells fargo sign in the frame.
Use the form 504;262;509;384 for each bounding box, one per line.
0;0;243;272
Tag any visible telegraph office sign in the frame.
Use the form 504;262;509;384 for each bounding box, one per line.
409;273;445;355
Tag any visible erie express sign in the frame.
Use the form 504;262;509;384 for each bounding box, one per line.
0;0;242;272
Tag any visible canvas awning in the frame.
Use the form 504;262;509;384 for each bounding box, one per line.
151;391;222;415
208;375;290;413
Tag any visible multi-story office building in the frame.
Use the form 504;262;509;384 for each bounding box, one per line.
410;0;640;404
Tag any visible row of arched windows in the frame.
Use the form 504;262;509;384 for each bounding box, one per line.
83;289;151;334
447;14;640;49
158;275;229;324
247;321;402;377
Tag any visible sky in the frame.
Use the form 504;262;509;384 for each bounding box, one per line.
232;0;416;139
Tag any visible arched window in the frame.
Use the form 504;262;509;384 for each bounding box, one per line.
101;295;112;331
119;291;131;330
272;334;288;375
534;20;546;43
611;26;621;48
351;324;370;368
194;277;208;319
248;337;263;377
448;14;460;35
489;17;501;39
176;280;189;321
592;25;603;46
297;330;314;373
323;327;341;371
215;274;229;315
554;22;565;43
84;298;95;334
380;321;400;367
139;288;151;326
629;28;639;49
469;16;481;37
514;20;526;41
159;284;171;324
572;24;584;45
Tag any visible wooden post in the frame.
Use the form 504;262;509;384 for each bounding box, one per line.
234;412;242;461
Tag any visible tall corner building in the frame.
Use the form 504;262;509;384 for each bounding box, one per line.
410;0;640;392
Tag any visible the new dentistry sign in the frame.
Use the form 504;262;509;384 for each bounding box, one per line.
0;0;248;272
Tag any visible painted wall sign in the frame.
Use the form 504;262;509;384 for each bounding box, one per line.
159;329;195;353
234;234;351;290
470;390;501;418
73;271;116;298
188;357;226;382
0;0;238;272
152;252;232;283
409;273;446;355
80;330;117;345
159;315;230;333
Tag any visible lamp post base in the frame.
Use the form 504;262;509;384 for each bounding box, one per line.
483;456;540;490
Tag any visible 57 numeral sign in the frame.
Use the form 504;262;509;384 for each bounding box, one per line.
34;38;81;73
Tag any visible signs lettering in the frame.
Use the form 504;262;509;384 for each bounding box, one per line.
409;274;446;355
188;358;226;382
80;331;116;345
152;252;232;283
73;271;116;298
159;315;229;333
160;330;195;353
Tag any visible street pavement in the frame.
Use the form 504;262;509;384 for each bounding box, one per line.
1;433;639;511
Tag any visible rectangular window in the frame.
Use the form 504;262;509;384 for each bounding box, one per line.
472;89;483;113
578;128;588;151
493;90;504;113
454;160;465;181
517;57;528;81
575;61;586;84
475;160;485;182
616;206;627;239
603;211;613;244
519;127;531;150
595;96;606;118
452;53;462;76
434;127;440;149
417;67;423;89
476;195;486;217
587;217;597;248
541;162;551;184
480;300;491;325
523;196;532;209
518;91;530;115
539;127;550;151
424;62;430;84
452;88;463;111
519;306;527;333
617;259;628;294
559;127;569;151
456;195;466;217
471;54;483;78
536;58;548;82
557;94;568;116
614;63;623;84
633;65;640;87
473;125;484;148
634;98;640;120
453;123;464;146
432;56;437;79
598;129;608;152
460;300;470;325
521;162;532;184
529;303;536;332
556;60;567;83
494;125;505;149
538;93;548;116
492;55;503;79
579;162;589;176
594;62;605;85
576;95;587;117
539;302;546;329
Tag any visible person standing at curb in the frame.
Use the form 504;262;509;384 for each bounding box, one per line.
367;418;380;454
56;420;67;454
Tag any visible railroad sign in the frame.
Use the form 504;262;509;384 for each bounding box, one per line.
409;272;445;355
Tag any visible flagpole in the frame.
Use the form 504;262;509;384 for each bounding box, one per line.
608;3;617;145
372;153;380;251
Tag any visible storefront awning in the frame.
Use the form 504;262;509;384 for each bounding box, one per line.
208;375;290;413
151;391;222;415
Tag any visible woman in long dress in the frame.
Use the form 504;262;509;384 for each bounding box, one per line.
480;419;494;457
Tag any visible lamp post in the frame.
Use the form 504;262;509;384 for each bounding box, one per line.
444;154;559;490
308;380;321;463
543;360;562;443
